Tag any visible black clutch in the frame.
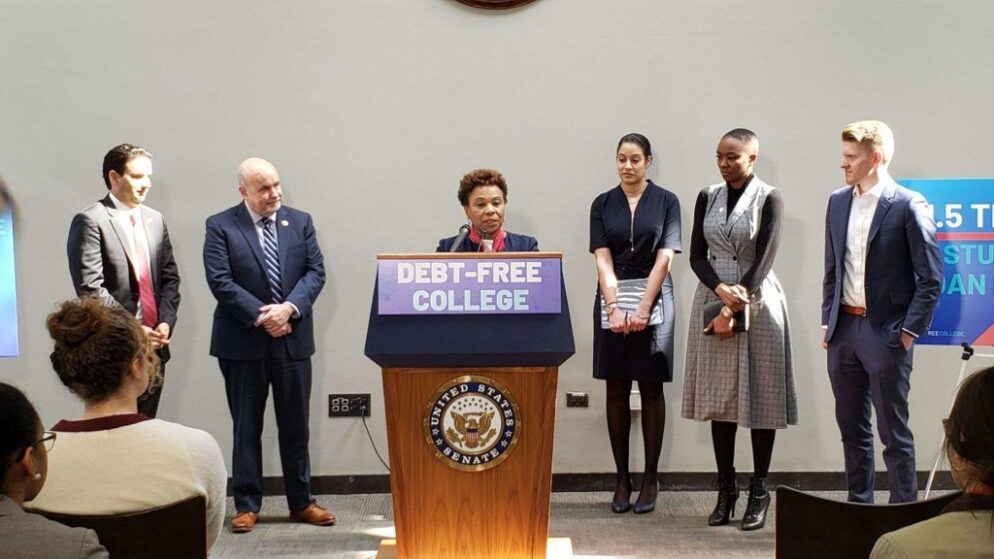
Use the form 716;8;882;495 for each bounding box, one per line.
703;300;749;335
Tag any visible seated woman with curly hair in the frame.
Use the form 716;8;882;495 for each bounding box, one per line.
25;298;227;553
871;365;994;558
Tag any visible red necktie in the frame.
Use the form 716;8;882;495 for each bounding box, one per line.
129;214;158;328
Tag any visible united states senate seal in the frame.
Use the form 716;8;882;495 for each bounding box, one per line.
424;375;521;472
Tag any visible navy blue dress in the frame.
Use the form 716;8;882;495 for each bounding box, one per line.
436;231;539;252
589;181;682;382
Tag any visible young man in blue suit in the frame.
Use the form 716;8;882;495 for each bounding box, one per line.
821;121;942;503
203;157;333;532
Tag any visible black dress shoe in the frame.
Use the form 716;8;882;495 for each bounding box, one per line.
611;499;631;514
632;480;659;514
611;476;633;513
708;470;738;526
741;476;771;531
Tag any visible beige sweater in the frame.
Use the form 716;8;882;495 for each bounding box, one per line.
871;509;994;558
26;418;227;554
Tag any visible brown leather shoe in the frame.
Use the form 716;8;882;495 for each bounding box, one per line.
289;503;336;526
231;511;259;533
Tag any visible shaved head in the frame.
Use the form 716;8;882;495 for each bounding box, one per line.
238;157;282;217
238;157;278;186
721;128;759;154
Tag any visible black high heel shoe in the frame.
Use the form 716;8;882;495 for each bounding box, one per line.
741;476;770;531
632;479;659;514
708;470;739;526
611;476;633;513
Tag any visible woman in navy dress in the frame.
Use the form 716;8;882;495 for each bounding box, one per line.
590;133;682;514
437;168;538;252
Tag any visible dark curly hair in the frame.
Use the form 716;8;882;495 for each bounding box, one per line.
0;382;41;484
46;297;160;401
457;169;508;207
945;366;994;487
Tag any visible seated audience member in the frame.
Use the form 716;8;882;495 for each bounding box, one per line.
0;382;108;558
26;298;227;552
871;365;994;558
436;168;539;252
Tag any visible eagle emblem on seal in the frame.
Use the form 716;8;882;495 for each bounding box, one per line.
424;375;521;471
447;411;497;449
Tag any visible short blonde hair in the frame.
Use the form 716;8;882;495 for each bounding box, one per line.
841;120;895;164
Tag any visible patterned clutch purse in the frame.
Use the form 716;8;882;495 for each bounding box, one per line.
600;278;663;329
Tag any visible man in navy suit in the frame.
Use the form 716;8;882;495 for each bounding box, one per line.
822;120;942;503
203;157;333;532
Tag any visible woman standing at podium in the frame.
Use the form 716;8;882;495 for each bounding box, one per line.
436;168;539;252
589;133;682;514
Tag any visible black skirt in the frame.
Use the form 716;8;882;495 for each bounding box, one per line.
592;282;676;382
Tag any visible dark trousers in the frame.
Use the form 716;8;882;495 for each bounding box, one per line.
827;313;916;504
220;342;313;513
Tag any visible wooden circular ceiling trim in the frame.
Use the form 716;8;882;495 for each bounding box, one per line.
455;0;538;10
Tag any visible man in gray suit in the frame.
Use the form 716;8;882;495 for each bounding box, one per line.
67;144;181;417
822;120;942;503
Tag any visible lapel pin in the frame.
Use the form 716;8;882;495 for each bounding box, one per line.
280;220;289;227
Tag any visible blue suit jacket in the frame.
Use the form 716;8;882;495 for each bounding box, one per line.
822;179;942;345
435;231;539;252
204;203;325;360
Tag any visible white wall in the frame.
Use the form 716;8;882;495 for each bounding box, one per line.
1;0;991;478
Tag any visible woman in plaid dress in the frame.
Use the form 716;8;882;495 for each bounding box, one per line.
681;129;797;531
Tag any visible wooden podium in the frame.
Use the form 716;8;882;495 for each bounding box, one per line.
365;253;575;559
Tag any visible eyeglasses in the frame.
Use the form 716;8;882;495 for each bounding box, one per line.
31;432;56;453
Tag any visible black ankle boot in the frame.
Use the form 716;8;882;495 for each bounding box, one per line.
741;476;770;531
707;470;738;526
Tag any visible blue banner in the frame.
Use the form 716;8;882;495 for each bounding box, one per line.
0;202;18;357
898;178;994;347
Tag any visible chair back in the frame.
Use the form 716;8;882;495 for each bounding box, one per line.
775;486;961;559
38;495;207;559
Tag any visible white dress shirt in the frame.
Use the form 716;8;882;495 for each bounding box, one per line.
244;201;280;247
108;193;151;322
842;181;884;308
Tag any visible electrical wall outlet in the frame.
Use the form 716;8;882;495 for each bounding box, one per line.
629;390;642;412
328;393;371;417
565;391;589;407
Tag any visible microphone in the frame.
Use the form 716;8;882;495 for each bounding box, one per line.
449;224;472;252
477;228;493;252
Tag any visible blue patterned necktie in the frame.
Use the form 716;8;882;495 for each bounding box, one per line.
261;218;283;303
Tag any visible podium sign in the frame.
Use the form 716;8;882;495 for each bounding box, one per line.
366;252;574;559
376;255;562;315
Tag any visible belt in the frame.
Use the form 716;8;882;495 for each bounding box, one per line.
841;305;867;317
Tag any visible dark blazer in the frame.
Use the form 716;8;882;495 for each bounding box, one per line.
0;497;108;559
67;195;181;356
204;203;325;360
436;231;539;252
822;178;942;345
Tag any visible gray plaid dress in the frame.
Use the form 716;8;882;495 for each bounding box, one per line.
681;179;798;429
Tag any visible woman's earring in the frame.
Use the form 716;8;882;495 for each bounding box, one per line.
34;473;42;480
